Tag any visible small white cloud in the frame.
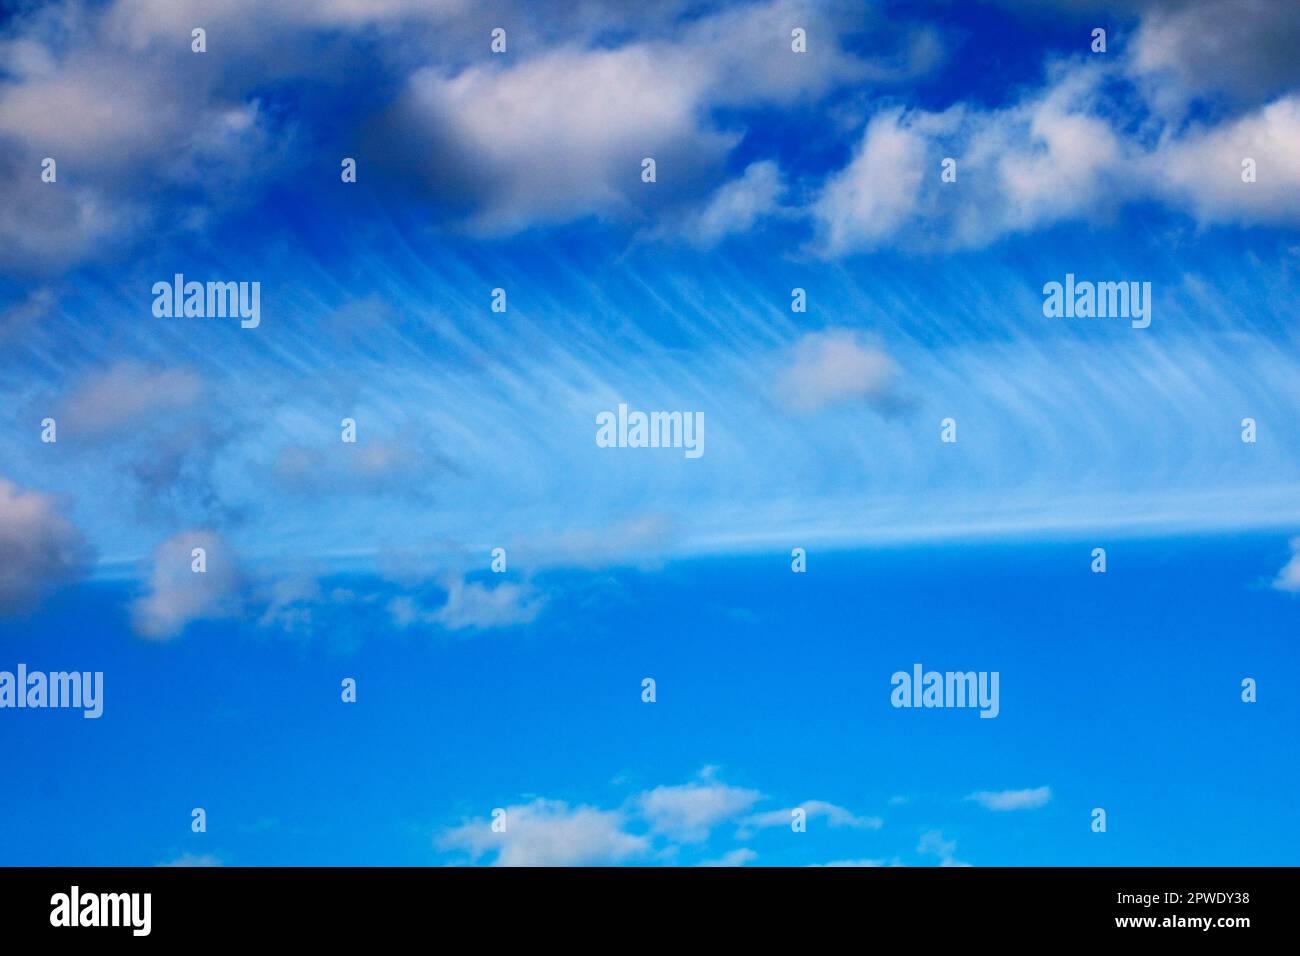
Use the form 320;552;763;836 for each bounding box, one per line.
439;798;647;866
775;329;899;414
812;858;898;867
0;477;90;612
1272;537;1300;592
130;530;240;640
636;774;762;843
917;829;970;867
813;107;929;254
744;799;882;831
678;160;786;247
389;575;545;632
158;853;222;867
966;786;1052;812
700;847;758;867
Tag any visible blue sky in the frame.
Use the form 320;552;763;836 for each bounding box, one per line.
1;0;1298;866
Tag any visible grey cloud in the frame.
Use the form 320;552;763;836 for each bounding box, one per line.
0;477;91;613
130;529;241;639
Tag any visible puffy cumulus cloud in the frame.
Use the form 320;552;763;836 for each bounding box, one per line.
130;530;241;640
669;0;941;108
383;45;738;233
437;769;894;865
375;0;935;233
813;107;931;252
438;798;648;866
636;775;762;842
1271;537;1300;593
0;155;139;273
1151;95;1300;228
0;477;90;612
102;0;466;43
810;51;1300;253
966;786;1052;811
0;4;283;271
1129;0;1300;105
774;329;899;414
0;0;935;261
0;54;209;170
813;64;1132;253
57;363;203;439
3;0;1296;268
743;799;883;832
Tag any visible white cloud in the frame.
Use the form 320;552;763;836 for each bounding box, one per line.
917;829;970;867
0;477;89;612
675;0;930;107
966;786;1052;812
1152;95;1300;228
393;44;736;233
813;108;929;253
439;798;648;866
157;853;222;867
104;0;465;41
700;848;758;867
383;0;929;234
389;575;545;632
436;770;898;866
811;46;1300;254
636;774;762;843
678;161;786;247
130;530;240;640
775;329;899;414
744;799;883;831
0;5;280;270
1271;537;1300;593
812;64;1130;253
812;858;896;867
